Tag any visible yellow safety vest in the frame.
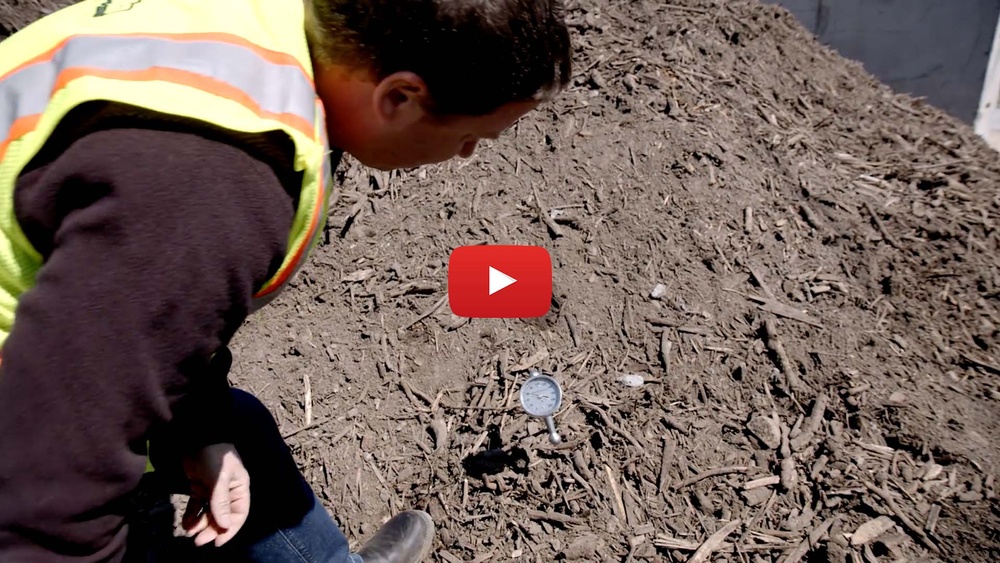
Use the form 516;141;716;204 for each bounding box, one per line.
0;0;333;348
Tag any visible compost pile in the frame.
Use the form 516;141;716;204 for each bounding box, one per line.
4;0;1000;561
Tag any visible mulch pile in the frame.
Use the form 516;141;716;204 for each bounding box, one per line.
4;1;999;561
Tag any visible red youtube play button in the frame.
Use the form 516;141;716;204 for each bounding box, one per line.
448;245;552;318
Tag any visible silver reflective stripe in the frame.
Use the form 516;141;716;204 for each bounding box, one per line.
1;34;316;142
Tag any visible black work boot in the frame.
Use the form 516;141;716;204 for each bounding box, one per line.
356;510;435;563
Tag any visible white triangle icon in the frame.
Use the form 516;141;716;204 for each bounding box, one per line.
488;267;517;296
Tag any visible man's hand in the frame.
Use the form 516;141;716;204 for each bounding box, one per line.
181;443;250;547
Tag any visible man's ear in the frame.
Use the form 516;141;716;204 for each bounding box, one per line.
372;71;430;126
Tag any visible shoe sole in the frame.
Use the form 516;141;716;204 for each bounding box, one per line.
412;510;435;562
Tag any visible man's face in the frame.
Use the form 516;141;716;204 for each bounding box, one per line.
350;99;540;170
316;67;541;170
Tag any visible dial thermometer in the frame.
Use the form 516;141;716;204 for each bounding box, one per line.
520;368;563;444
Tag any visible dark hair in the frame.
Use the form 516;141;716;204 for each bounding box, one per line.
307;0;572;116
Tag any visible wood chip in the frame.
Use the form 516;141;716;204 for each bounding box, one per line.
341;268;375;283
744;475;781;490
605;465;627;522
303;373;312;426
678;326;713;336
780;516;838;563
429;418;449;451
658;437;675;495
863;482;940;553
746;261;775;299
532;183;565;238
863;201;900;249
764;318;806;392
790;393;828;449
511;347;550;371
850;515;896;546
925;504;941;534
799;203;826;231
672;466;749;490
780;458;798;490
755;296;823;328
397;295;448;332
659;332;672;373
527;509;583;527
688;519;742;563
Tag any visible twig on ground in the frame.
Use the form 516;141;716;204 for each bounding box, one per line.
303;373;312;427
429;418;449;452
790;393;829;450
746;261;775;299
399;379;430;412
398;294;448;332
725;288;823;328
764;318;806;392
439;404;512;412
926;504;941;535
863;202;900;248
663;416;690;436
780;516;839;563
744;475;781;490
689;519;743;563
566;313;581;347
658;437;675;495
605;465;627;522
532;183;565;238
660;332;672;374
960;352;1000;375
282;417;350;440
471;182;484;217
863;481;940;553
527;509;584;527
743;490;778;543
799;203;825;232
583;405;645;449
678;326;713;336
338;195;368;238
673;466;749;490
660;4;709;15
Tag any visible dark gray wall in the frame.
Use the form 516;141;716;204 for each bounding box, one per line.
764;0;1000;123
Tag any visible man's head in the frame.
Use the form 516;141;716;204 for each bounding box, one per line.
306;0;572;170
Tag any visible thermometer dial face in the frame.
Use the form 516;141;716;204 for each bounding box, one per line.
520;375;562;417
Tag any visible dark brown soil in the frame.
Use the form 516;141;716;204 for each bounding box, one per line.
5;1;1000;561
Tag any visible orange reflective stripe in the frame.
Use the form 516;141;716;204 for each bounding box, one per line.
0;115;41;163
1;34;318;158
254;121;329;299
253;187;325;299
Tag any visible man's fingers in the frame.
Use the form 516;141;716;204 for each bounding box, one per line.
215;526;238;546
194;526;220;547
182;445;251;548
183;513;211;537
208;471;234;529
213;477;251;546
181;500;200;529
182;501;209;536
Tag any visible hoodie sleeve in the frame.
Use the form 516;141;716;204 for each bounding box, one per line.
0;127;296;562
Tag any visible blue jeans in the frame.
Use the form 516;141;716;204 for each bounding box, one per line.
147;389;360;562
245;493;362;563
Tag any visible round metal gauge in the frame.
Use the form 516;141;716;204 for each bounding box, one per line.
520;373;562;416
519;368;564;444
